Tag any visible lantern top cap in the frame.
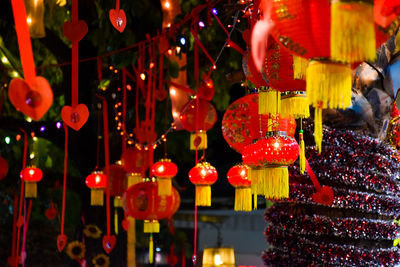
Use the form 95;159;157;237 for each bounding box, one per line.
128;172;142;176
159;158;171;162
265;131;287;137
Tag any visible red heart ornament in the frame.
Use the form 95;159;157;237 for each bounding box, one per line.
45;206;57;220
121;218;130;231
312;186;334;206
61;104;89;131
8;77;53;120
62;20;88;42
103;235;117;254
155;89;168;101
57;234;68;252
109;9;127;33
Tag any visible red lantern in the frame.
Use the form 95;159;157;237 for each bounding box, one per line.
242;131;299;199
242;50;268;88
20;166;43;198
188;162;218;207
222;94;296;154
121;146;149;173
227;164;252;212
0;156;8;181
180;97;217;150
107;163;127;207
123;181;180;233
151;159;178;196
85;171;107;206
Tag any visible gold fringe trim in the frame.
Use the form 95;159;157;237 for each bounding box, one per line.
331;1;376;63
114;196;122;207
280;91;310;118
253;193;257;210
25;182;37;198
195;185;211;206
264;167;289;200
190;132;208;150
292;55;308;80
127;173;142;187
91;189;104;206
259;88;281;115
149;235;154;264
299;131;306;174
248;167;265;196
234;187;252;212
144;220;160;233
306;61;352;109
314;108;323;154
157;178;172;196
114;210;119;235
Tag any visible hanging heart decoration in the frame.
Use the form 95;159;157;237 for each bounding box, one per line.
57;234;68;252
102;235;117;254
61;104;89;131
62;20;88;43
121;218;130;231
109;0;126;33
312;185;334;206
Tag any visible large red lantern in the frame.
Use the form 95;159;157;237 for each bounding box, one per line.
151;159;178;196
180;97;217;150
121;146;149;173
227;164;252;212
0;156;8;181
188;162;218;207
242;131;299;199
85;171;107;206
20;166;43;198
123;181;180;233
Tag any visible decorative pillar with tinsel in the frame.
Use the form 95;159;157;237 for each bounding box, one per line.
188;162;218;206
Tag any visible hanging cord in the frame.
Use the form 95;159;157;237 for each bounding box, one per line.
60;124;68;238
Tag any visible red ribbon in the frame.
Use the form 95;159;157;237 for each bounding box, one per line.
71;0;79;107
61;124;68;236
305;158;322;192
122;68;127;153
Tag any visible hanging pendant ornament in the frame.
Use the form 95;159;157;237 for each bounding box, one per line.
61;0;89;131
305;159;334;206
109;0;126;33
9;0;53;120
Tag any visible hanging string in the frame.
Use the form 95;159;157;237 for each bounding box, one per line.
305;158;322;192
70;0;80;107
102;97;112;239
10;194;18;265
122;67;127;153
60;123;68;237
21;199;32;267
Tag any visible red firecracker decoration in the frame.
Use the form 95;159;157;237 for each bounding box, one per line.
20;166;43;198
0;156;8;180
242;131;299;199
85;171;107;206
227;164;252;212
151;159;178;196
188;162;218;207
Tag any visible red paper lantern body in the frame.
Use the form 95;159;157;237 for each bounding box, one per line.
108;164;127;197
121;147;149;173
188;162;218;207
151;159;178;196
86;171;107;206
227;164;252;211
20;167;43;198
243;50;268;87
179;98;217;132
0;156;9;180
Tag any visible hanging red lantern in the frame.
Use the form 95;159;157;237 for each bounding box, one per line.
188;162;218;207
242;131;299;199
20;166;43;198
121;146;149;173
221;94;296;154
0;156;8;181
242;50;268;88
107;163;127;207
180;97;217;150
151;159;178;196
227;164;252;212
123;181;180;233
85;171;107;206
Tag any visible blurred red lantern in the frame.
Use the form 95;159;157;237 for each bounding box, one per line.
198;74;215;101
121;146;149;173
123;181;180;233
242;50;268;88
227;164;252;212
107;163;127;207
222;94;296;154
151;159;178;196
85;171;107;206
20;166;43;198
0;156;8;181
188;162;218;207
242;131;299;199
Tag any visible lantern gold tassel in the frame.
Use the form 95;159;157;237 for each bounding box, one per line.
144;220;160;233
330;1;375;63
114;196;122;207
264;167;289;199
314;107;323;154
299;130;305;174
253;193;257;210
127;173;142;186
157;178;172;196
292;55;308;80
280;91;310;119
114;210;119;235
90;189;104;206
306;60;352;110
234;187;252;212
149;234;154;264
248;168;265;196
259;88;280;115
25;182;37;198
195;185;211;206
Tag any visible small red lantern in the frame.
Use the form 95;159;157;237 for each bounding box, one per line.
188;162;218;207
85;171;107;206
0;156;8;181
242;131;299;199
123;181;180;233
108;163;127;207
151;159;178;196
227;164;252;212
121;146;149;173
20;166;43;198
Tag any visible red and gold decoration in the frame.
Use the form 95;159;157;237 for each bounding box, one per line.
188;162;218;207
151;159;178;196
85;171;107;206
227;164;251;212
20;166;43;198
120;146;149;173
242;131;299;199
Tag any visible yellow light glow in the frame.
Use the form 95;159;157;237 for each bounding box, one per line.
164;1;170;9
12;71;19;77
1;56;8;64
170;88;176;96
274;141;280;148
26;117;32;122
172;111;179;118
33;137;38;142
29;169;35;175
214;254;223;266
26;17;32;24
29;153;35;159
140;73;146;80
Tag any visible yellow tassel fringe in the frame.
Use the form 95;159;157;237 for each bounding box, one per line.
299;131;305;174
149;234;154;264
90;189;104;206
25;182;37;198
264;167;289;200
280;91;310;118
127;173;142;187
144;220;160;233
314;108;323;154
114;210;119;235
331;1;376;63
253;193;257;210
190;132;208;150
157;178;172;196
306;60;352;109
234;187;252;212
259;88;281;115
292;55;308;80
248;167;265;196
114;196;122;207
195;185;211;206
